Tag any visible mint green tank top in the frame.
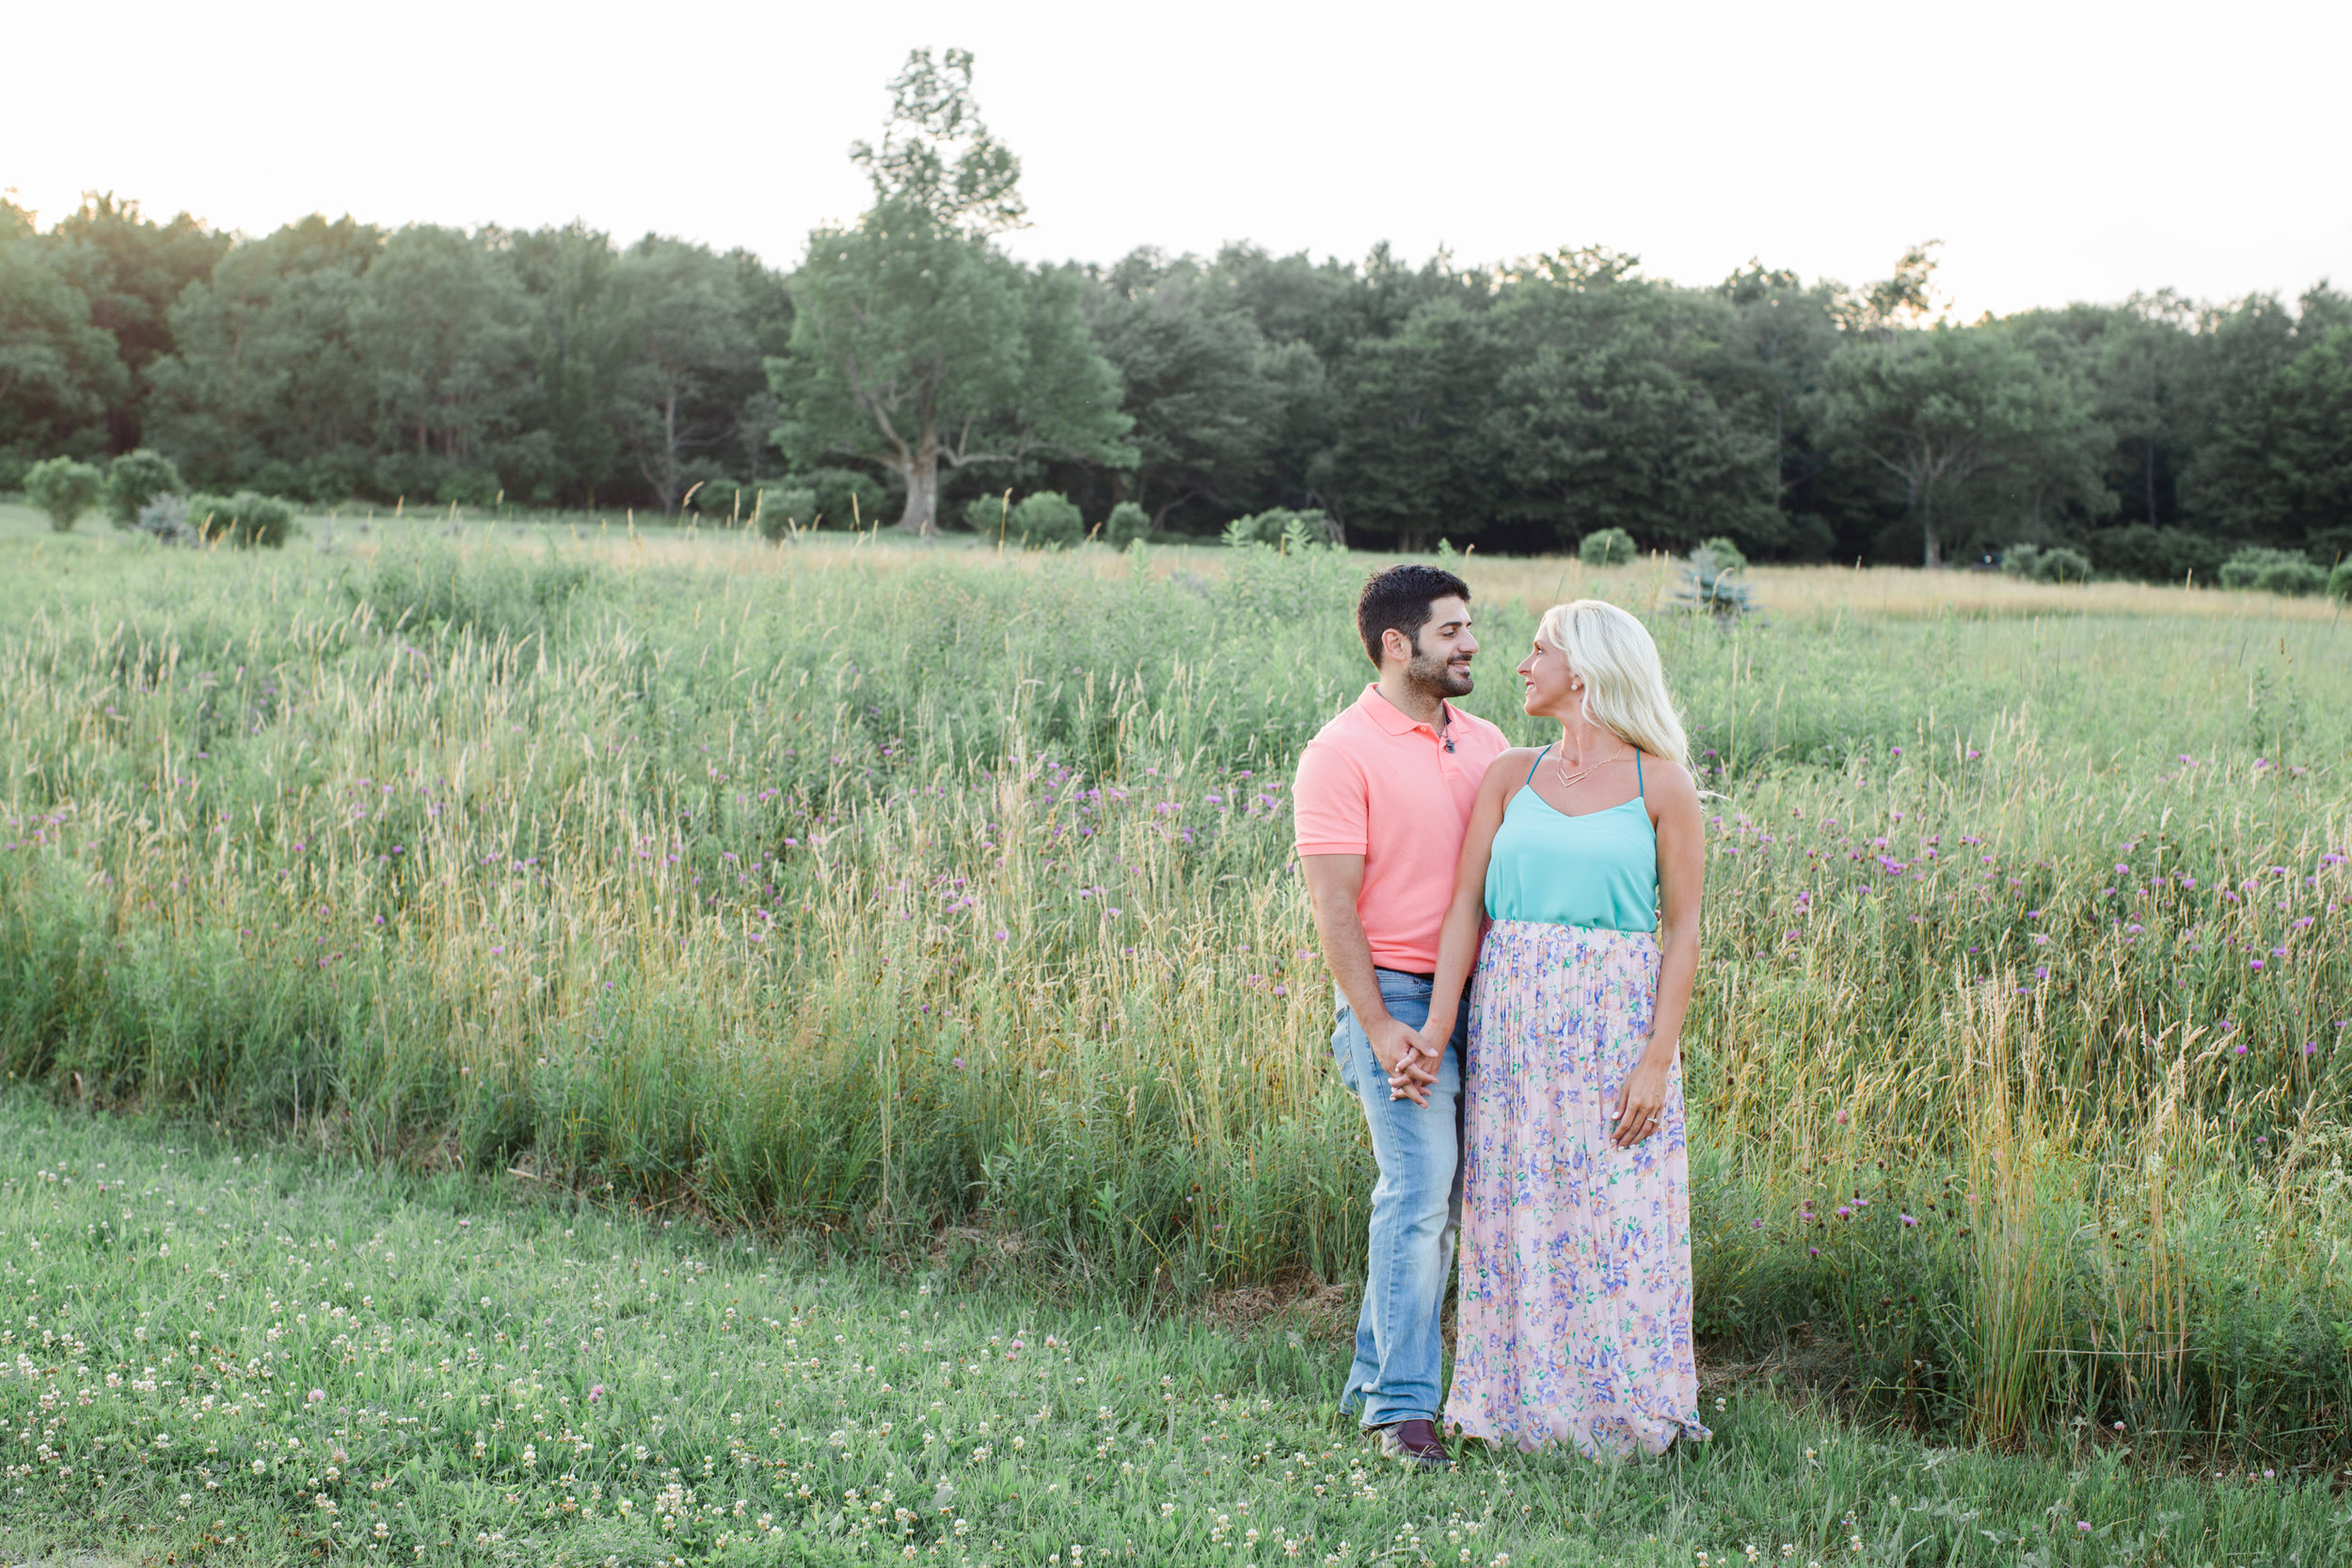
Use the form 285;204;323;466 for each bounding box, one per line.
1484;746;1660;933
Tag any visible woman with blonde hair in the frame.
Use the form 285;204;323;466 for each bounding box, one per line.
1391;598;1709;1458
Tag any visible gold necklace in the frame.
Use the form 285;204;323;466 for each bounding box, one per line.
1553;743;1633;793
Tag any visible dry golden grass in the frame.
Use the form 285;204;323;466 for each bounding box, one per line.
443;519;2350;626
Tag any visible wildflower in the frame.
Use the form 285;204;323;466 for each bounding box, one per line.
1899;1213;1917;1227
307;1388;326;1405
589;1385;606;1403
2076;1523;2091;1534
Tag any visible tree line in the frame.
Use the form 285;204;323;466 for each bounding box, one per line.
4;51;2347;573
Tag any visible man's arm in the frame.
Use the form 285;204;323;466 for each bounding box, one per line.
1301;853;1421;1079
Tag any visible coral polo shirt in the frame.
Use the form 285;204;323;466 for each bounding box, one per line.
1293;684;1511;974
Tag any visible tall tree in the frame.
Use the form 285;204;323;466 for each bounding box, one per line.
1330;295;1508;546
1487;270;1778;551
2183;285;2352;546
53;193;230;451
506;223;632;505
0;198;127;459
1086;254;1298;526
611;237;763;512
774;49;1135;533
2090;293;2197;529
1811;323;2093;567
349;226;530;472
1710;261;1845;553
142;215;381;484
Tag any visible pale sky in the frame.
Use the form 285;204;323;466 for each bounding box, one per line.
8;0;2346;318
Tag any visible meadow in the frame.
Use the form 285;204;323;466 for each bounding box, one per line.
6;1095;2350;1568
2;499;2350;1480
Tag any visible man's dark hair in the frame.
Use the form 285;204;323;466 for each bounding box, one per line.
1356;563;1472;666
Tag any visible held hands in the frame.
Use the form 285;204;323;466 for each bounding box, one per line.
1610;1057;1670;1150
1384;1022;1448;1107
1364;1020;1411;1090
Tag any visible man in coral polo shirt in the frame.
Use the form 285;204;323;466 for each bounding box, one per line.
1295;563;1508;1469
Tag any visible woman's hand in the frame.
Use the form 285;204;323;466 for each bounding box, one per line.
1610;1056;1670;1149
1387;1025;1446;1106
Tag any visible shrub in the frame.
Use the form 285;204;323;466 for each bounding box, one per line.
2330;559;2352;603
23;457;105;531
2219;546;2327;596
1696;535;1748;576
690;479;743;522
754;486;819;542
2086;525;2235;584
1224;508;1336;548
1580;527;1637;566
962;493;1014;536
301;449;372;505
1009;492;1085;548
125;494;199;546
0;450;31;493
2000;544;2092;583
252;459;303;499
103;449;184;526
1104;501;1151;547
434;469;501;509
1672;541;1755;618
2307;527;2352;572
189;491;295;549
803;467;887;530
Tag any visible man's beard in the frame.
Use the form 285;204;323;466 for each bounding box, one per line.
1404;645;1472;700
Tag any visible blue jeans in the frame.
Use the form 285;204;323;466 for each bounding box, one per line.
1330;968;1466;1429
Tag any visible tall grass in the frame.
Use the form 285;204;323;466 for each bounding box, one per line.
3;520;2349;1456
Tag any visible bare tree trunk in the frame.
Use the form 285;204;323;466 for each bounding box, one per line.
2144;438;2159;527
660;389;681;512
896;422;939;535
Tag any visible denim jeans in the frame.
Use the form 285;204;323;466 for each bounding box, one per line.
1330;968;1467;1429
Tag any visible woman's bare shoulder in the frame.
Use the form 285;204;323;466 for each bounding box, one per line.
1481;746;1542;789
1638;752;1703;813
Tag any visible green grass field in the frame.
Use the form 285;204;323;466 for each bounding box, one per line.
2;499;2350;1563
4;1096;2347;1568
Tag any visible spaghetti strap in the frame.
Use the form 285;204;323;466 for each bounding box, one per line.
1525;745;1551;789
1635;751;1645;799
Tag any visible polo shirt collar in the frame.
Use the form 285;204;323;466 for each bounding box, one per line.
1358;683;1459;736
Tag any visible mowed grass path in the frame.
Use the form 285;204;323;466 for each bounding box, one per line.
2;1101;2344;1567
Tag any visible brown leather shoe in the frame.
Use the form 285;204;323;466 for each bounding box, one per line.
1377;1418;1453;1469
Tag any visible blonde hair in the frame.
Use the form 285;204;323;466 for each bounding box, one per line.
1536;599;1690;768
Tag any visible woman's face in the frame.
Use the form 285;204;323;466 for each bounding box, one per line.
1517;634;1578;718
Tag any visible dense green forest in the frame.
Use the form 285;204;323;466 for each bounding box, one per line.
5;51;2348;569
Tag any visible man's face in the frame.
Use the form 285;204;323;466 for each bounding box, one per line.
1392;595;1477;698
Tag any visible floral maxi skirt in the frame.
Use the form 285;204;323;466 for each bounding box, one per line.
1443;918;1710;1458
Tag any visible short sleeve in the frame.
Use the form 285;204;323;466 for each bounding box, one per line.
1293;734;1367;856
